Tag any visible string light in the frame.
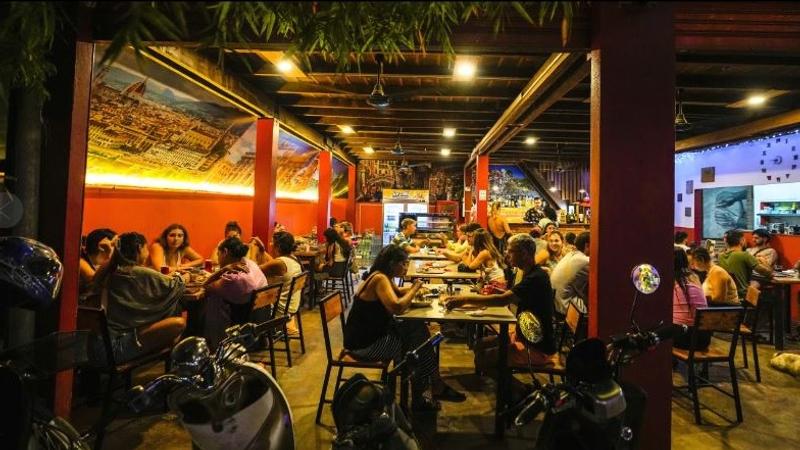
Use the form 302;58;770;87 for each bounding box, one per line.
675;127;800;164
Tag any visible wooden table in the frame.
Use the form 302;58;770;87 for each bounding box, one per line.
409;252;449;260
404;260;481;282
764;271;800;350
396;286;516;438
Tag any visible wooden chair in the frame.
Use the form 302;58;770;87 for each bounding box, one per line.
283;271;309;354
512;301;585;382
315;291;390;425
321;251;355;306
77;306;173;449
248;284;283;377
672;306;745;424
739;286;763;382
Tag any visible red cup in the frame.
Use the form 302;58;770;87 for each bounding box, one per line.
204;259;213;272
160;266;170;275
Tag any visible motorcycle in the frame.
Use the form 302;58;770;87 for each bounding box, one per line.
129;317;295;450
512;263;677;450
330;332;445;450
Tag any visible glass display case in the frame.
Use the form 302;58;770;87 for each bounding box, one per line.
399;212;455;239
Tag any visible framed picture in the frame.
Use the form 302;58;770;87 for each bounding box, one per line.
677;193;683;203
701;167;715;182
685;180;694;194
701;185;754;238
685;207;692;217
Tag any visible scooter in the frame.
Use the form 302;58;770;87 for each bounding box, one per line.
512;263;677;450
129;318;295;450
330;332;445;450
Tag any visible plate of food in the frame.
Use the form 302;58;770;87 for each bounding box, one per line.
422;268;446;274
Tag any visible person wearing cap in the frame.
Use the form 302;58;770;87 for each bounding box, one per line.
747;228;778;269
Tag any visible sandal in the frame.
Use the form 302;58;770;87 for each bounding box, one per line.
432;384;467;402
411;396;441;412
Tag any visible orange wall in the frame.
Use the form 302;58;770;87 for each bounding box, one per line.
357;203;383;234
331;198;348;224
83;188;320;257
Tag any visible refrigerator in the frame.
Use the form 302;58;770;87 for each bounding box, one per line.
381;189;429;246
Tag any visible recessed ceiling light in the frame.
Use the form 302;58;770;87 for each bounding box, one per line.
746;95;766;106
338;125;355;134
549;186;558;192
276;59;294;73
525;137;537;145
441;148;451;156
453;59;476;81
443;128;456;138
363;146;374;154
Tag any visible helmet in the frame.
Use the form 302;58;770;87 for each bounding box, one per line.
0;237;63;310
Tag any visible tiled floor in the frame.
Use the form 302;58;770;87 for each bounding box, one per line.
76;307;800;450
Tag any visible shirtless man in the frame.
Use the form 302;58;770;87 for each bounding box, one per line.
488;202;512;255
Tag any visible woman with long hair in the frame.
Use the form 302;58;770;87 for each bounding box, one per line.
202;236;268;349
316;227;352;272
344;245;464;410
149;223;204;272
79;228;116;291
488;202;512;255
92;232;186;363
462;229;507;284
542;230;566;272
260;231;304;334
672;248;710;350
691;247;739;305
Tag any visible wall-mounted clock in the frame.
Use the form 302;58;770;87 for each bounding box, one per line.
759;139;797;183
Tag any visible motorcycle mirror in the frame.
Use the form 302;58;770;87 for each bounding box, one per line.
630;264;661;295
629;264;661;330
517;310;544;345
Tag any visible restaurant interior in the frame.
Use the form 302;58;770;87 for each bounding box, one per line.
1;2;799;450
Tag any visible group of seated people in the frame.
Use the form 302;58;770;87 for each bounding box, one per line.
672;228;800;350
78;221;334;365
344;215;592;410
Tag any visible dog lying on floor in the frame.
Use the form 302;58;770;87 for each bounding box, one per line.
770;352;800;377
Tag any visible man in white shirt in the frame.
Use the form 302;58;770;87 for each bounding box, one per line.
551;231;590;314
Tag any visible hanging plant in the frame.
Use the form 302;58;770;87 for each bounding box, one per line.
0;1;580;99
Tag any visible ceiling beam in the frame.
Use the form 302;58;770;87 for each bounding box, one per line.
274;83;520;99
469;53;590;164
677;75;800;92
287;97;507;113
300;109;499;121
675;107;800;152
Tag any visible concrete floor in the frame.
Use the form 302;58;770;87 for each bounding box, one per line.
76;307;800;450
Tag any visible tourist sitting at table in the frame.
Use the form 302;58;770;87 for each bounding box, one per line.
747;228;778;270
79;227;116;293
210;220;268;266
691;247;739;305
439;222;481;262
202;237;267;349
338;221;354;240
393;218;428;254
539;230;566;273
149;223;204;272
488;202;513;255
539;218;557;237
316;227;352;272
444;234;558;369
563;231;576;254
437;224;470;255
672;248;710;350
344;245;464;410
674;231;690;251
718;229;772;299
551;231;590;315
261;231;304;335
91;232;186;363
460;229;507;285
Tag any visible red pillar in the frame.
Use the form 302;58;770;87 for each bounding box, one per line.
463;166;473;223
50;40;93;418
318;151;332;241
476;154;490;228
589;4;675;450
346;164;357;225
253;118;279;247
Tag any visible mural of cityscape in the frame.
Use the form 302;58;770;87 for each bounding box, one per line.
357;160;463;203
332;157;349;199
86;46;319;199
489;165;540;204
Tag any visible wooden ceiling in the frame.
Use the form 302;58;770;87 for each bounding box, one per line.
193;2;800;166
